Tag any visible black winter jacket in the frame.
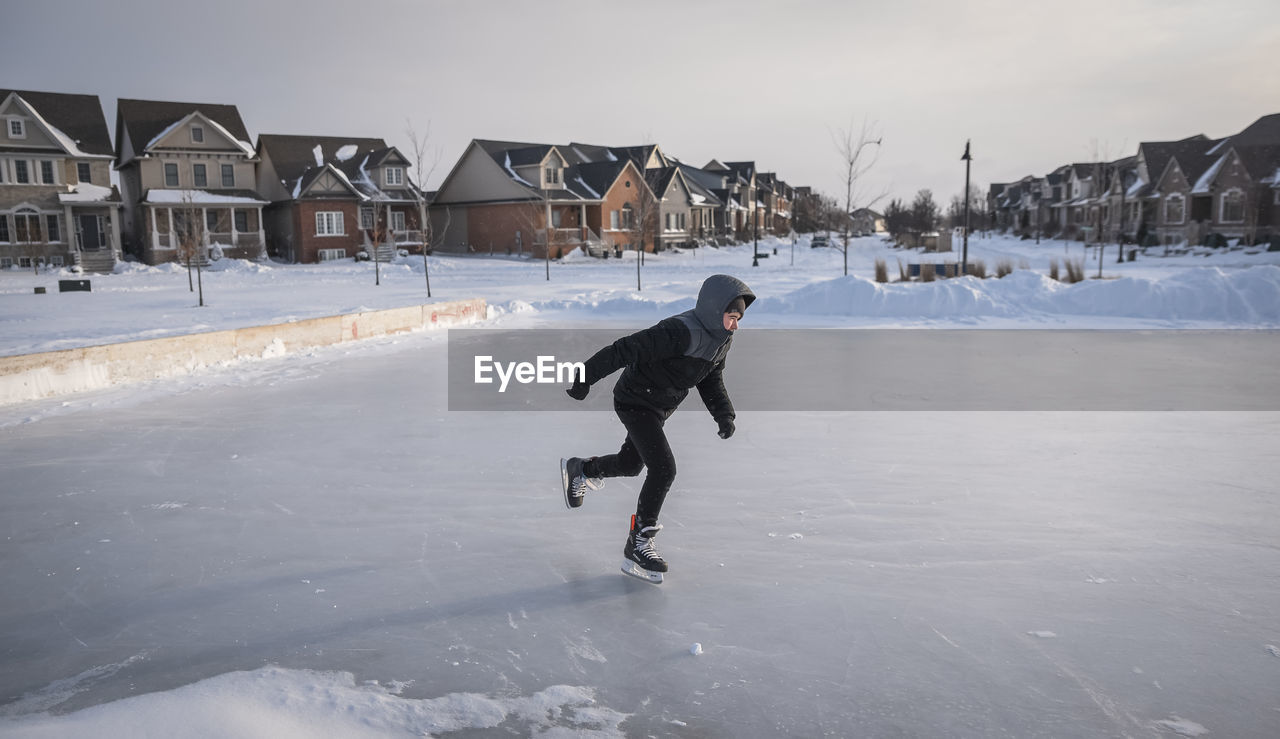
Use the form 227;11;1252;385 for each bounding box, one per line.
581;274;755;419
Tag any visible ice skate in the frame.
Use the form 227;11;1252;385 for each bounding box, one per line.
560;457;603;509
622;515;667;583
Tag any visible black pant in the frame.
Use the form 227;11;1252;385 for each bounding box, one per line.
586;403;676;528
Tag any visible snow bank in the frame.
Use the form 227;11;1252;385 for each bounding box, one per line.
762;266;1280;324
0;667;629;738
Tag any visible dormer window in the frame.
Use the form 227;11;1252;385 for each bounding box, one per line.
385;167;404;186
7;119;25;139
191;126;204;143
545;166;562;187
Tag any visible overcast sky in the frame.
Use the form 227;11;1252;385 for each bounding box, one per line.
9;0;1279;208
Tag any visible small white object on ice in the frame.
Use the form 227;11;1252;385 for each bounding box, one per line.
690;643;703;656
1155;716;1208;737
1027;630;1057;639
1266;644;1280;658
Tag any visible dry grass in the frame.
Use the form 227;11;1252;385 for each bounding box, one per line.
970;260;987;279
874;258;889;283
920;263;936;282
1063;258;1085;283
1049;259;1060;281
995;259;1014;278
897;259;908;282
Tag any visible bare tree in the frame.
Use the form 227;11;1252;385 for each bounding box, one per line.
832;117;886;275
621;165;661;291
406;120;442;298
173;192;207;306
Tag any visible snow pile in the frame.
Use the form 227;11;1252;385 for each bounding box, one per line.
760;266;1280;324
0;667;628;738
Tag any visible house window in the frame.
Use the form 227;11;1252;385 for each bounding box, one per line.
193;164;208;188
77;162;92;184
8;119;25;139
164;163;179;187
318;248;347;262
49;255;64;267
221;164;235;188
360;207;374;230
234;209;249;233
13;210;40;242
40;161;56;184
0;257;10;269
1220;190;1244;223
1164;194;1185;224
315;211;344;236
191;126;204;143
46;215;61;242
610;211;619;230
206;211;219;232
391;211;406;231
621;204;634;230
15;160;29;184
545;166;561;187
0;216;8;242
385;167;404;186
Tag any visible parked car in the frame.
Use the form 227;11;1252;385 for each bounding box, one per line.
811;234;830;248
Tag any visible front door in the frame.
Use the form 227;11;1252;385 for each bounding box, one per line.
78;215;102;251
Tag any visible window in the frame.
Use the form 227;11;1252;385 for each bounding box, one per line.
315;211;344;236
193;164;207;188
221;164;235;188
164;163;179;187
1220;190;1244;223
620;204;634;230
391;211;406;231
191;126;204;143
46;214;61;242
610;211;619;230
318;248;347;262
77;162;92;184
0;159;5;183
360;207;374;230
8;119;25;139
13;210;39;242
0;216;8;242
385;167;403;186
40;161;55;184
0;257;10;269
15;160;29;183
206;211;219;232
49;255;64;267
545;166;561;187
234;209;249;233
1164;194;1184;224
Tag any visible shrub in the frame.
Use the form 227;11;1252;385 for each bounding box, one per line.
970;260;987;279
1049;259;1060;281
1142;232;1159;248
996;259;1014;278
1203;232;1228;248
874;258;888;283
920;263;936;282
897;259;908;281
1063;259;1085;283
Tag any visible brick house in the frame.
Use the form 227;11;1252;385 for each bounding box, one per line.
115;98;267;265
256;135;425;263
0;89;122;273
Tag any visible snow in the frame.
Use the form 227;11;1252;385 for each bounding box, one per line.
335;144;359;162
503;153;534;187
11;94;108;160
1;233;1278;737
57;183;114;204
311;144;323;167
144;189;267;205
1192;153;1226;194
574;175;601;199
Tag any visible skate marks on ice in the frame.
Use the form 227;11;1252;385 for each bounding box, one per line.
0;667;631;737
1019;631;1211;738
0;651;150;717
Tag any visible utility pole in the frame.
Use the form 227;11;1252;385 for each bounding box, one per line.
961;140;972;276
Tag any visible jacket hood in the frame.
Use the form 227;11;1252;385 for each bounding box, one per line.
692;274;755;338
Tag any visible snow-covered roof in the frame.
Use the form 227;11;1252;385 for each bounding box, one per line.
573;176;601;199
11;94;112;160
1192;153;1227;194
144;112;255;157
57;183;118;204
144;189;268;205
335;144;358;162
503;153;534;187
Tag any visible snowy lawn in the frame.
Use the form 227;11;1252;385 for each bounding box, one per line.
1;233;1278;737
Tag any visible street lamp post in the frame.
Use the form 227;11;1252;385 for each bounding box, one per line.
961;140;972;276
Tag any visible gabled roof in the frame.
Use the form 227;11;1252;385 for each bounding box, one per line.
1211;113;1280;152
565;160;628;200
116;98;253;165
0;89;113;157
1233;145;1280;184
258;134;389;189
1137;135;1210;185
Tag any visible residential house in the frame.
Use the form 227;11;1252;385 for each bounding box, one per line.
256;134;425;263
115;98;267;265
850;208;885;234
1;89;121;273
723;161;763;238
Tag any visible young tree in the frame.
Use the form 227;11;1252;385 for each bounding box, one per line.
832;117;885;275
406;120;441;298
172;192;207;306
622;166;662;291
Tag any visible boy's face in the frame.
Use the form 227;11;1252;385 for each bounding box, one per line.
723;311;743;332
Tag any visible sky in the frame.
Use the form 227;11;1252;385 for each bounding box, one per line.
8;0;1280;209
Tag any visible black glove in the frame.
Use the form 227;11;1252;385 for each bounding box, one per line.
566;379;590;401
716;417;735;439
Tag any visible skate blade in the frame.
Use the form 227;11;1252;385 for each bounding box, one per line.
621;559;664;584
560;458;571;509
